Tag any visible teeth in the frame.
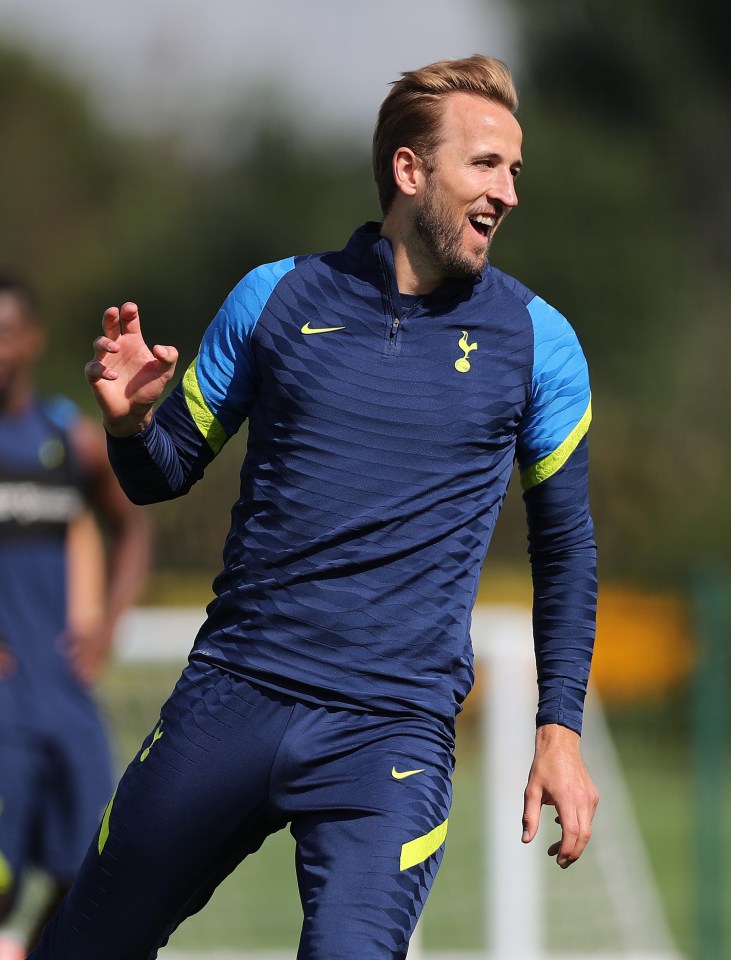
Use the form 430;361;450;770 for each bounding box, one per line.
473;214;495;227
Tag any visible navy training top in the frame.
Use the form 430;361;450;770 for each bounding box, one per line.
108;223;597;734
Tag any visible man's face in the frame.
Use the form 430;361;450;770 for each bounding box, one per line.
409;93;523;281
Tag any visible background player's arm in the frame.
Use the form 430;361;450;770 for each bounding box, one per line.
66;413;152;683
66;508;106;646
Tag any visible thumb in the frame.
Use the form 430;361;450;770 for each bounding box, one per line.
152;343;179;367
522;787;541;844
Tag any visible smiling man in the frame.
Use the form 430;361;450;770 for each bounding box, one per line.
379;82;522;289
29;55;598;960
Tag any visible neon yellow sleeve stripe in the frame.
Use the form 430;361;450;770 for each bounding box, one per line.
98;788;117;855
0;850;13;893
182;360;228;454
520;399;592;492
400;817;449;871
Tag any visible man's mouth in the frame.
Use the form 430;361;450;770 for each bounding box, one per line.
468;213;496;238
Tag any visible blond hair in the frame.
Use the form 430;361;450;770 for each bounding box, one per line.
372;55;519;214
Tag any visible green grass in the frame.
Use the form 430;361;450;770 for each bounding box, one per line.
622;749;695;957
95;664;724;958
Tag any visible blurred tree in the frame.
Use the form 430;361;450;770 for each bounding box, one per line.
3;22;727;585
488;0;731;583
516;0;731;270
108;110;376;368
0;48;116;274
0;44;191;402
0;46;376;578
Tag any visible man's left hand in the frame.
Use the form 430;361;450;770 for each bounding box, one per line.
521;722;599;868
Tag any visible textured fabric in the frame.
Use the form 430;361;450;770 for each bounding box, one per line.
31;660;453;960
107;223;596;732
525;438;596;729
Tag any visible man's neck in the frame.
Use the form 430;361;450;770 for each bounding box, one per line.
380;217;443;297
0;380;34;417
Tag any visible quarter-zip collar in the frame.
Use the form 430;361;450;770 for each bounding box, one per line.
342;222;489;321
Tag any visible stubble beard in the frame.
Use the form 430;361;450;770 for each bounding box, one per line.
411;179;490;282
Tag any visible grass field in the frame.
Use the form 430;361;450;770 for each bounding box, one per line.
96;662;722;959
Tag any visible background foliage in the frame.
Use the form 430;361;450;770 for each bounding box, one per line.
1;0;728;588
2;5;729;958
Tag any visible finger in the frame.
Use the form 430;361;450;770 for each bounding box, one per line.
554;810;592;869
568;806;595;864
521;786;542;844
101;306;122;337
559;786;599;867
555;812;579;868
84;358;118;383
119;301;141;335
92;334;121;359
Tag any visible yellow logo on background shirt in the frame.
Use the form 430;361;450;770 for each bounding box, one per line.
455;330;478;373
39;437;65;469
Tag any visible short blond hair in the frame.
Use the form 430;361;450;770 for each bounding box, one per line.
372;55;519;215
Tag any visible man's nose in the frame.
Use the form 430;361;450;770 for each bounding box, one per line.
489;168;518;208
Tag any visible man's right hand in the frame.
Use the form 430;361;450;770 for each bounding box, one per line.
84;302;178;437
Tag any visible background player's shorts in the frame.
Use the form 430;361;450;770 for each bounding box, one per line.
0;709;114;893
31;658;456;960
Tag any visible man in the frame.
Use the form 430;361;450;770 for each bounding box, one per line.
0;278;151;959
30;55;598;959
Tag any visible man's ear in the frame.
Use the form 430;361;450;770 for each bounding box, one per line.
391;147;424;199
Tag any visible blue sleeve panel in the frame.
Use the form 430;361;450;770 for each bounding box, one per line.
517;296;592;491
183;257;296;452
106;258;295;503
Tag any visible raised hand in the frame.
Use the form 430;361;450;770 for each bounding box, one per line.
84;302;178;436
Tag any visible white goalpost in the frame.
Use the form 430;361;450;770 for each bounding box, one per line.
471;606;682;960
113;605;684;960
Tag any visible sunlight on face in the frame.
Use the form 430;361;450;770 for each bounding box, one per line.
411;174;488;280
409;94;523;282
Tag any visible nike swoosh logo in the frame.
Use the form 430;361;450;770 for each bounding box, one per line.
391;766;426;780
300;322;345;335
